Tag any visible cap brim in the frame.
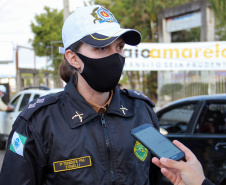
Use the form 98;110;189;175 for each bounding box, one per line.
80;28;141;47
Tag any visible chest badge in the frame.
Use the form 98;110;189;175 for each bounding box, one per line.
134;141;148;161
120;105;128;115
72;111;84;122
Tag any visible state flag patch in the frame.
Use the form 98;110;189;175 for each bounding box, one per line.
10;132;27;157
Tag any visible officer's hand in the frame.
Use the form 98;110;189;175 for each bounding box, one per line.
152;140;205;185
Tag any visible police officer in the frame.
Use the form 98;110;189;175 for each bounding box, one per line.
0;85;13;111
0;5;161;185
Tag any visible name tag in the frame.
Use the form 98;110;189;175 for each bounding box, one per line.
53;156;92;172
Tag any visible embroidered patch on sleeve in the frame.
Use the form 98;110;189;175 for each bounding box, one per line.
134;141;148;161
10;132;27;157
53;156;92;172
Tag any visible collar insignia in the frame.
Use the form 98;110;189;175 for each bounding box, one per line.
91;7;118;24
72;111;84;122
134;141;148;161
120;105;128;115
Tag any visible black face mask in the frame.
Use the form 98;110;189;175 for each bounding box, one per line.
76;53;125;92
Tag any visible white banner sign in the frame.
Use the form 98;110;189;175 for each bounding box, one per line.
166;12;201;32
124;42;226;71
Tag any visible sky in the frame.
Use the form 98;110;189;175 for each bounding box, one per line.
0;0;86;78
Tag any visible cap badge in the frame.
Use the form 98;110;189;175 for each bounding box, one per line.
91;7;118;24
120;105;128;115
72;111;84;122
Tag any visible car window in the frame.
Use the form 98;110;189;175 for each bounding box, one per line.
195;103;226;134
19;94;31;111
158;103;197;134
34;94;40;100
10;95;21;111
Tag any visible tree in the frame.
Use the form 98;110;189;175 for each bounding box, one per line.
30;7;64;85
207;0;226;40
207;0;226;26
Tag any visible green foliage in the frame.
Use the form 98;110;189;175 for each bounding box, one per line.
161;83;183;96
207;0;226;40
30;7;63;56
207;0;226;27
143;71;158;101
172;27;201;42
30;7;64;77
186;82;209;96
21;73;32;86
216;81;226;94
161;82;210;101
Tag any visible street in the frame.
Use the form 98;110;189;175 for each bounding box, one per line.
0;149;6;171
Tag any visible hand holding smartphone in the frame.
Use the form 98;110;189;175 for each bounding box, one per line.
131;124;185;161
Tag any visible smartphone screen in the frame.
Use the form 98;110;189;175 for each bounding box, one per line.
131;124;185;161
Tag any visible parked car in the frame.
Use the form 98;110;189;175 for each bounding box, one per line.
0;87;63;150
156;94;226;185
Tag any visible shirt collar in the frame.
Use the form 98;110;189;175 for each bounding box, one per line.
86;90;113;114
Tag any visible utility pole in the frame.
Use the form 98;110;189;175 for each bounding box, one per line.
16;46;21;93
63;0;70;22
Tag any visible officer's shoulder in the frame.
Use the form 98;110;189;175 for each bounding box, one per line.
19;93;60;121
121;89;155;107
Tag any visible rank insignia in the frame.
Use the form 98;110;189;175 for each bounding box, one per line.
36;98;44;103
91;7;118;24
134;91;148;98
134;141;148;161
72;111;84;122
28;103;36;109
134;91;141;95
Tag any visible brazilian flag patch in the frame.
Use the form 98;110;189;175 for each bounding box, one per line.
134;141;148;161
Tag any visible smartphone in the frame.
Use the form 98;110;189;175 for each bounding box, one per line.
131;123;185;161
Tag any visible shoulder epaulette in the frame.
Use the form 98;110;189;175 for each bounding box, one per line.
122;89;155;107
19;94;59;121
